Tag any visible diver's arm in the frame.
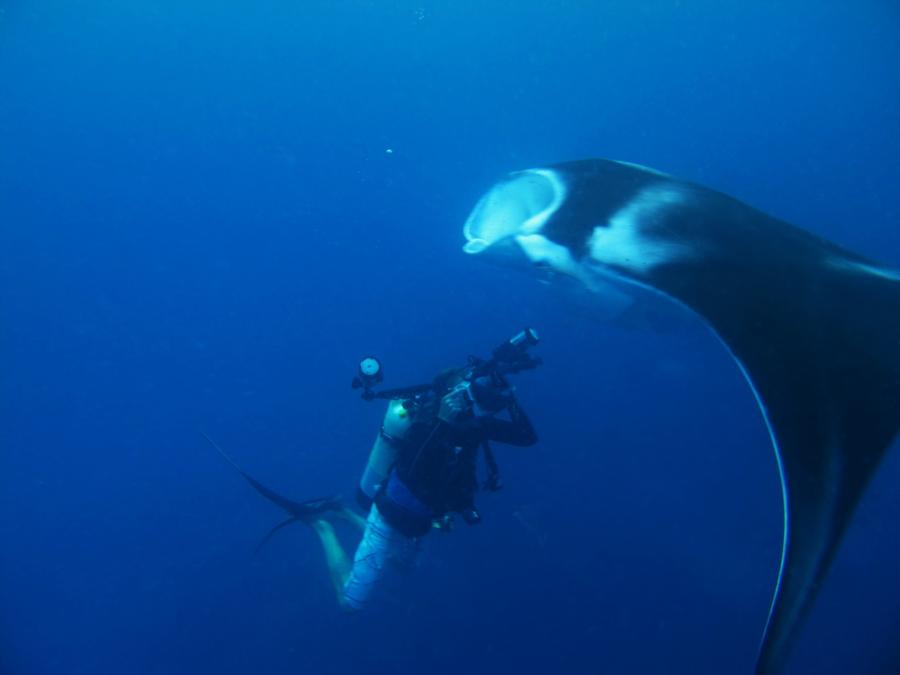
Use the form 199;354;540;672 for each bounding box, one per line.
482;398;537;446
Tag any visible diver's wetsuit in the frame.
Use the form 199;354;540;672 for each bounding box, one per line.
376;396;537;536
343;393;537;609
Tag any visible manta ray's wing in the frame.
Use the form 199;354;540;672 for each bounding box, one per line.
643;198;900;674
461;159;900;673
733;271;899;675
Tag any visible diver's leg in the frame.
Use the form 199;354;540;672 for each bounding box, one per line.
309;519;353;605
342;506;409;610
389;531;423;573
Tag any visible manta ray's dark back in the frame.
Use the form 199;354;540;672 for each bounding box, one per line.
566;161;900;674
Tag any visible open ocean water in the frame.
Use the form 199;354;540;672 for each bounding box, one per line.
1;2;899;674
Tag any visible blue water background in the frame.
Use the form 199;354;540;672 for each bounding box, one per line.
2;2;899;674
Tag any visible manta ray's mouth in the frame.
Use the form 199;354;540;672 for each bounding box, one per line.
463;168;566;254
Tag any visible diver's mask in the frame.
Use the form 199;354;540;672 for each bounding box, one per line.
468;375;514;414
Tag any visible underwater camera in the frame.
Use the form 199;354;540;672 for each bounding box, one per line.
351;328;542;401
480;327;541;377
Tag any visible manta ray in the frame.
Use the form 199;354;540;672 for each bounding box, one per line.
460;159;900;674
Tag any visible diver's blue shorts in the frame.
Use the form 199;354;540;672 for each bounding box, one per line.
342;504;421;610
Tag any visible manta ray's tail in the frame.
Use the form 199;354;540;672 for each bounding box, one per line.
203;432;343;552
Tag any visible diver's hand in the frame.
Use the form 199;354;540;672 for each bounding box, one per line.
437;385;474;425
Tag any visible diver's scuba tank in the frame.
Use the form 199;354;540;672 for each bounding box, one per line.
357;399;412;507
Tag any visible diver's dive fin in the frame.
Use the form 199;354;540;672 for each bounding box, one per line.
254;516;302;555
203;431;343;521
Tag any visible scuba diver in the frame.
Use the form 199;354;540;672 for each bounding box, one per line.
209;329;541;611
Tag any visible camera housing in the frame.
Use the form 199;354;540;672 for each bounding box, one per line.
352;328;541;402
